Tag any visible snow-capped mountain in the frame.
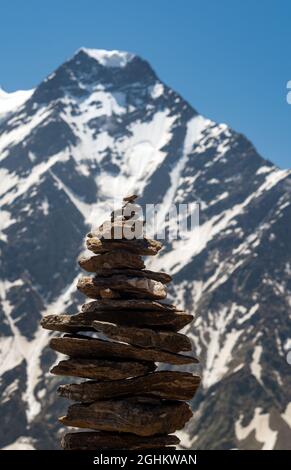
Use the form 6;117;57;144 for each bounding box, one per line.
0;47;291;450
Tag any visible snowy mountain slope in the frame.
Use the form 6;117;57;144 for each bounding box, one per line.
0;48;291;449
0;87;33;122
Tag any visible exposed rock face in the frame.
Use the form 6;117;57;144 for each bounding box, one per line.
41;196;199;449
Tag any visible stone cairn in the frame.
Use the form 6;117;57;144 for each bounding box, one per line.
41;195;200;450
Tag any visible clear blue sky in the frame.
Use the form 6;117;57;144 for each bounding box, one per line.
1;0;290;168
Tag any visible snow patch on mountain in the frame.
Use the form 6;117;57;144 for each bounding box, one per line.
0;106;51;158
282;404;291;428
202;305;243;388
2;436;36;450
0;87;33;120
153;167;291;274
250;345;263;384
235;409;278;450
80;47;135;68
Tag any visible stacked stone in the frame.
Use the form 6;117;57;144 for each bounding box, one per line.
41;195;200;450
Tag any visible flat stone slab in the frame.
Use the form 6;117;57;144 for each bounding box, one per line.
94;268;172;284
77;276;167;300
51;358;156;380
86;236;162;256
61;432;179;450
41;308;193;332
92;321;191;352
59;398;193;436
82;299;182;312
41;314;93;333
50;335;198;365
58;371;201;402
79;251;145;272
94;220;145;240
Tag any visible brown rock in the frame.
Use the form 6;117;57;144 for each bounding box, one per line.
92;321;191;352
58;371;201;402
123;194;139;203
79;251;145;271
41;314;94;333
77;275;167;300
50;335;198;365
61;432;179;450
95;268;172;284
51;358;156;380
95;220;144;240
82;299;182;312
110;199;142;223
59;398;193;436
41;308;193;332
87;236;162;256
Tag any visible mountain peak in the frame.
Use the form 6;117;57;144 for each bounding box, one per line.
31;47;158;105
78;47;135;68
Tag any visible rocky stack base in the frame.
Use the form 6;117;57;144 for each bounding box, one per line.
41;196;200;450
